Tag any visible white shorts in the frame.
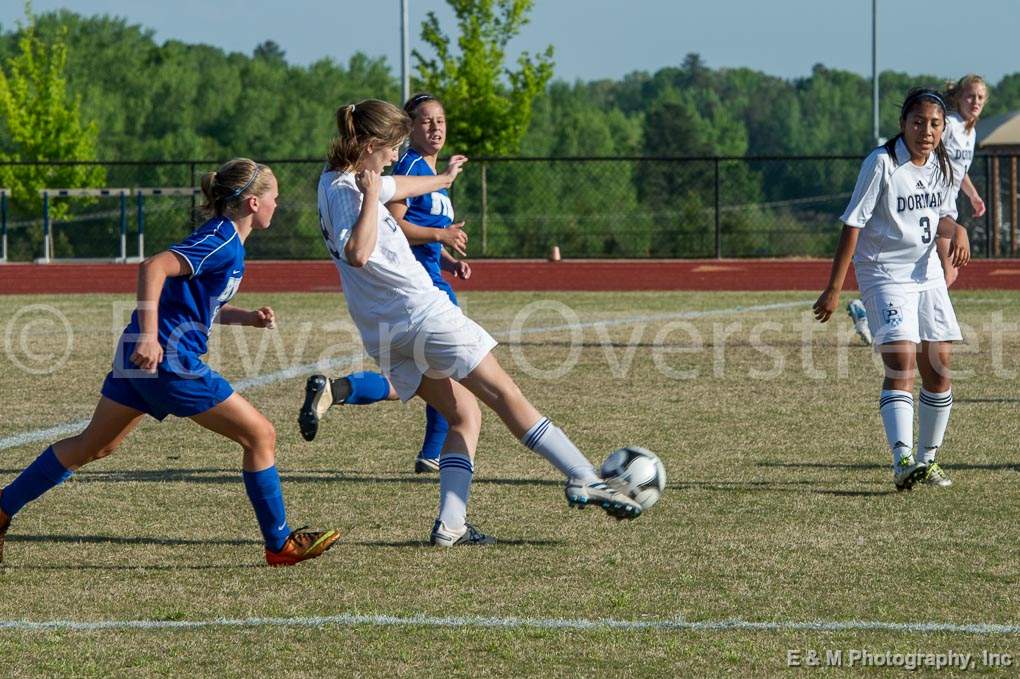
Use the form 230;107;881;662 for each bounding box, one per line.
862;284;962;348
372;308;498;401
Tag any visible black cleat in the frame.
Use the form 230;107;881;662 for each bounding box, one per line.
298;375;332;442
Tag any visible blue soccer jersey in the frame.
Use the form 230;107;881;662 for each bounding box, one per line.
392;148;454;284
104;217;244;419
122;217;245;359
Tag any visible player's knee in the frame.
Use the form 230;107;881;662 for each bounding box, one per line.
447;400;482;436
255;419;277;451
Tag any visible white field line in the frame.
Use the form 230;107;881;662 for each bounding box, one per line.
0;300;807;451
0;611;1017;635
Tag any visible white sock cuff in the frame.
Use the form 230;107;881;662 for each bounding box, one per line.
879;390;913;410
919;388;953;408
438;453;473;474
521;416;552;450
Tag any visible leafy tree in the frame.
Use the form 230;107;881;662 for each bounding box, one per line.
0;5;105;258
414;0;554;156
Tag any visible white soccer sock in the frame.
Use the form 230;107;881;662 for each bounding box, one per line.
521;416;599;484
879;390;914;465
437;453;473;533
918;388;953;464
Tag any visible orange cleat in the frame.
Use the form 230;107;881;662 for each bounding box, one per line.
265;526;340;567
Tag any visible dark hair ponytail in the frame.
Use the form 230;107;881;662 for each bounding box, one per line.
883;88;953;188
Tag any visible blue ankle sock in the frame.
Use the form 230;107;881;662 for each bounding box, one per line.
344;371;390;405
419;405;448;461
242;466;289;552
0;446;73;517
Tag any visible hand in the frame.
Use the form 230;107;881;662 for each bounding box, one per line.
251;306;276;329
443;155;468;183
452;259;471;280
355;169;381;198
130;335;164;373
969;194;986;218
812;288;840;323
949;226;971;268
439;222;468;256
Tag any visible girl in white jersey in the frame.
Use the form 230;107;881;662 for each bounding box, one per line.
814;89;971;491
939;75;988;286
316;100;644;546
845;76;988;339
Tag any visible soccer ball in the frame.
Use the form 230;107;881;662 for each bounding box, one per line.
600;446;666;510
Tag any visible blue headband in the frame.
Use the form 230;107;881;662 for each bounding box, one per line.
228;166;261;199
903;91;947;114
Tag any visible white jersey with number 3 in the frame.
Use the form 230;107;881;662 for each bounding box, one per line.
840;138;951;293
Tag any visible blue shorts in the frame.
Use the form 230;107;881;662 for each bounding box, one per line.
101;345;233;421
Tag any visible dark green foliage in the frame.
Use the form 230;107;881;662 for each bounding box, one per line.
0;8;1014;260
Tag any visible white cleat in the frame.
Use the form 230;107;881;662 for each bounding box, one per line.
893;454;928;492
921;462;953;488
565;480;642;520
429;520;496;546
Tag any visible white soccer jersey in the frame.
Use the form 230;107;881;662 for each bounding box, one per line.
943;112;976;195
317;170;457;355
840;137;951;293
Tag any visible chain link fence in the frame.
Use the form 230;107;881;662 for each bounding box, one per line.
0;155;1014;262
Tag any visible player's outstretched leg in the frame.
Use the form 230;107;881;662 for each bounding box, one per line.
415;376;495;546
194;394;340;565
460;354;642;520
0;397;144;564
298;371;395;442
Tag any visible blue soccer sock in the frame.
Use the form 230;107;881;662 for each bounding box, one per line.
0;446;73;518
343;371;391;405
242;466;290;552
419;405;449;461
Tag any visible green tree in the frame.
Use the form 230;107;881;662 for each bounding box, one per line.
0;6;105;258
414;0;554;156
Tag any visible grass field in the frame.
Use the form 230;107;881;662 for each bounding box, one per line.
0;290;1018;676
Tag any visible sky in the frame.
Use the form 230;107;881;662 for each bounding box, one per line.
2;1;1019;84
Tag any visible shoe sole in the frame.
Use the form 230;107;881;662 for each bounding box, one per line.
566;494;642;520
414;458;440;474
895;466;928;492
298;376;327;442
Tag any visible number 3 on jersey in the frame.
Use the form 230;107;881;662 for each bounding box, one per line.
919;216;932;244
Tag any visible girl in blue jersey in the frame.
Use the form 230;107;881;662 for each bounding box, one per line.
0;159;339;567
299;93;472;474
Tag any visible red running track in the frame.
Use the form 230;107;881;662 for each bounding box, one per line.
2;259;1020;294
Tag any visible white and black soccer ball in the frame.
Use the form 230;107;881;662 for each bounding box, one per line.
600;446;666;510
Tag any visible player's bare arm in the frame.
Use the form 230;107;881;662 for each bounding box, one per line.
132;250;188;371
387;200;468;255
345;170;382;267
814;225;860;323
389;155;467;201
218;304;276;328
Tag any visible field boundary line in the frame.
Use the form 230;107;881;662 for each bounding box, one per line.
1;611;1017;635
0;300;807;451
